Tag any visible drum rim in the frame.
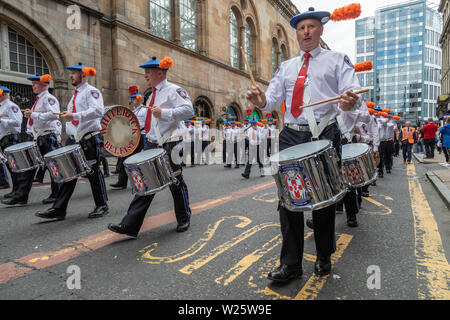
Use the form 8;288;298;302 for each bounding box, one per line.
44;144;81;158
273;139;333;163
123;148;166;166
4;141;37;152
342;143;371;161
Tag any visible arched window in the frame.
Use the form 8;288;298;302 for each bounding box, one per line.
280;44;288;63
194;97;212;119
150;0;172;41
229;10;239;68
272;38;279;75
180;0;196;50
244;21;252;71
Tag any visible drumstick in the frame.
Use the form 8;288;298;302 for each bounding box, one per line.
240;47;263;104
21;109;64;116
299;88;370;110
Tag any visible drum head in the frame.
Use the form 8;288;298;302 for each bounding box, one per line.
124;148;165;166
101;105;141;157
342;143;369;160
44;145;80;158
4;141;36;152
275;140;331;162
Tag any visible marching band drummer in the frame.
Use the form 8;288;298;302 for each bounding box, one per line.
2;74;62;206
110;90;147;189
108;56;194;238
35;63;109;220
246;7;363;281
0;86;23;201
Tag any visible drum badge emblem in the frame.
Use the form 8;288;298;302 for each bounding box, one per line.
131;169;147;193
346;167;361;183
8;156;16;169
49;162;60;178
281;165;312;205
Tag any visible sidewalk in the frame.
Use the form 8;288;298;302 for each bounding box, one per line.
413;152;450;210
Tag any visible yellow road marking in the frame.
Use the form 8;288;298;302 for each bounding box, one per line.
139;216;251;264
407;163;450;299
179;222;280;275
360;196;392;215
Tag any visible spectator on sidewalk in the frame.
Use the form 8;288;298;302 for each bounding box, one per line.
421;118;438;159
439;117;450;166
416;129;423;154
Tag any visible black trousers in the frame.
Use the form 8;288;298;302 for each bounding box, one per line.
0;163;9;186
394;142;400;156
424;138;435;158
17;133;62;202
1;134;27;198
278;124;341;265
243;144;263;176
52;134;108;212
402;143;413;162
378;140;394;173
115;134;146;186
119;141;192;234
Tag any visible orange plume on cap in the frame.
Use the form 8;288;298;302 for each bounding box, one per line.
261;119;267;123
135;95;143;101
40;74;52;82
330;3;362;22
379;112;388;118
355;61;373;73
82;67;97;77
0;89;3;96
382;108;391;113
365;101;375;108
257;122;263;127
236;121;241;125
368;108;375;115
206;119;211;123
273;119;278;122
392;116;401;121
159;57;174;69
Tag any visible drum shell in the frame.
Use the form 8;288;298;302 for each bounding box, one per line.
0;151;6;164
43;145;91;183
4;141;43;172
273;141;347;212
342;144;377;188
124;149;174;196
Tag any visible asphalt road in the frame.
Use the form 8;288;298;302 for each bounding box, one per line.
0;156;449;301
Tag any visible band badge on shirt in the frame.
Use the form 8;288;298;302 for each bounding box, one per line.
48;98;56;106
176;88;189;100
91;90;100;99
11;106;19;113
344;55;354;68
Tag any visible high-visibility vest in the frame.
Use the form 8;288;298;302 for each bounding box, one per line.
401;127;415;144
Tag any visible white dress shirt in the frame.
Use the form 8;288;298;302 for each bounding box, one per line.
133;106;147;133
202;125;210;141
0;98;22;136
66;82;104;139
262;45;363;130
27;90;61;137
145;79;194;142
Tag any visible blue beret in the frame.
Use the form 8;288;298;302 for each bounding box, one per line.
27;74;51;84
374;108;382;112
130;94;140;99
290;7;330;29
140;56;168;69
0;86;11;93
249;119;257;123
67;62;87;71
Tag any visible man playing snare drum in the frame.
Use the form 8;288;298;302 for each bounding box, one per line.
108;56;194;238
246;8;363;281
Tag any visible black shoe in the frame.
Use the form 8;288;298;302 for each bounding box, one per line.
88;205;109;219
111;170;118;174
267;264;303;283
104;173;110;178
42;197;57;204
306;218;314;229
224;165;231;168
108;223;138;238
235;165;240;169
110;182;127;189
378;173;384;178
35;208;66;220
336;209;345;214
33;179;43;184
176;219;190;233
347;219;358;227
361;192;369;197
241;173;249;179
0;184;10;190
314;255;331;276
386;169;391;174
1;198;27;206
3;192;14;199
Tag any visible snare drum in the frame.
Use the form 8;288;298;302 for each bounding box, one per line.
271;140;347;212
124;148;175;196
4;141;43;172
0;151;6;164
342;143;377;188
44;144;92;183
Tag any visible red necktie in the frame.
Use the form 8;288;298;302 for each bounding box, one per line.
72;90;79;126
28;96;39;126
145;87;157;133
252;130;256;141
291;52;311;118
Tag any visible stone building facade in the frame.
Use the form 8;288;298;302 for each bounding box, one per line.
0;0;329;132
439;0;450;117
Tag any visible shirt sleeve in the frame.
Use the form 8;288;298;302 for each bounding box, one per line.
160;87;194;122
262;65;287;112
31;97;59;123
3;104;22;128
72;89;104;122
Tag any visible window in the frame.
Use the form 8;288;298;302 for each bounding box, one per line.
272;39;278;75
7;27;49;75
150;0;171;41
280;44;288;64
229;10;239;68
179;0;196;50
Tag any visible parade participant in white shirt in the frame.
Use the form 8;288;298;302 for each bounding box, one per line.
201;119;210;164
241;119;264;179
376;110;394;177
2;74;62;206
35;63;109;220
108;56;194;237
0;86;23;200
246;8;362;280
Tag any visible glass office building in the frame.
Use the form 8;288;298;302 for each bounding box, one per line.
355;17;376;103
356;0;442;124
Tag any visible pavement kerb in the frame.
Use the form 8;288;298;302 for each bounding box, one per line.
426;171;450;210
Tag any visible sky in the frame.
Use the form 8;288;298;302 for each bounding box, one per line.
290;0;442;62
